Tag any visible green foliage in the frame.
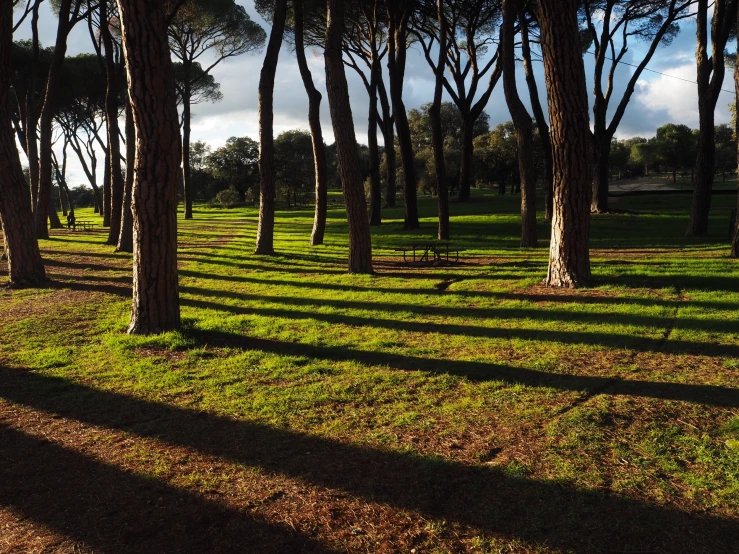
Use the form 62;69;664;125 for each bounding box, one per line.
274;130;316;207
214;186;240;208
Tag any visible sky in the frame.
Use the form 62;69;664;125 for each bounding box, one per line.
13;1;737;187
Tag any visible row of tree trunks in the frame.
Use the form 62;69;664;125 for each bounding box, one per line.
115;0;181;334
0;0;46;286
385;0;419;230
325;0;373;274
255;0;288;255
101;0;125;244
501;0;536;248
117;93;135;253
294;0;328;246
428;0;448;241
539;0;592;288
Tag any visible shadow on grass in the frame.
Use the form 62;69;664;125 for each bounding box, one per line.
0;364;736;553
0;423;337;554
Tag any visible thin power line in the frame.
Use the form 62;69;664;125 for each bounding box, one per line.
587;50;735;95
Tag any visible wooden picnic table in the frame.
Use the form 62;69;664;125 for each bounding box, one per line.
393;242;465;266
69;220;97;231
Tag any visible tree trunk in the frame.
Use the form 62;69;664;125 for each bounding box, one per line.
325;0;373;274
36;0;74;240
502;0;536;248
25;2;41;214
102;148;111;226
116;0;182;334
294;0;328;246
521;17;553;220
0;2;45;286
181;74;193;220
734;4;739;258
386;3;418;229
378;77;396;208
539;0;592;288
688;0;731;236
47;200;62;228
255;0;288;255
429;0;449;240
368;53;382;226
592;133;611;213
458;115;475;202
102;1;125;244
117;92;135;253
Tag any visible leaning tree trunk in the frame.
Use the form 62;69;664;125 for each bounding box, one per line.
325;0;373;274
458;115;475;202
102;148;111;227
102;0;125;244
295;0;328;246
181;75;193;220
521;13;553;220
502;0;536;248
539;0;592;288
368;53;382;227
591;132;611;214
386;8;418;229
36;0;74;239
430;0;449;240
117;95;135;253
255;0;288;255
378;78;396;208
116;0;182;334
0;1;45;286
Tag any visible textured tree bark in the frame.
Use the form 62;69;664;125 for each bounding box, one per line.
429;0;448;240
102;148;111;227
116;0;182;334
502;0;536;248
385;1;418;229
520;13;553;220
325;0;373;274
733;5;739;257
294;0;328;246
117;95;135;253
102;0;125;244
255;0;288;255
688;0;732;236
368;53;382;227
539;0;592;288
181;75;193;220
378;78;396;208
36;0;74;239
0;1;45;286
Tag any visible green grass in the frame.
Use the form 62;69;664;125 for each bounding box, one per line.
1;189;738;553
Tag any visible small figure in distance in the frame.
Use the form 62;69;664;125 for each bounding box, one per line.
67;212;76;230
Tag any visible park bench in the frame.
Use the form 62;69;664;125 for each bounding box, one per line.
394;242;465;266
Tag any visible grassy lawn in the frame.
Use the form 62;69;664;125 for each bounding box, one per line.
1;189;738;553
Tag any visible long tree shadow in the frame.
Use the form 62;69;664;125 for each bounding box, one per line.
0;424;338;553
182;297;739;361
0;365;736;553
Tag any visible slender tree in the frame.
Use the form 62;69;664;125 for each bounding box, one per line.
539;0;592;287
293;0;329;245
687;0;736;236
501;0;536;247
116;0;182;334
169;0;265;220
0;0;45;286
413;0;503;203
385;0;419;228
583;0;698;214
116;86;134;253
325;0;374;273
255;0;288;255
